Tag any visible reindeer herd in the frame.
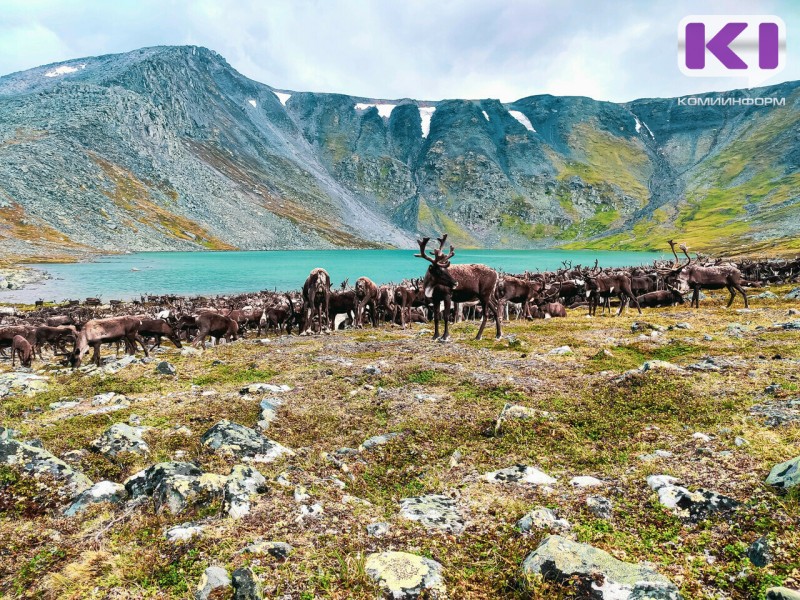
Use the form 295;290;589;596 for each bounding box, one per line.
0;237;797;369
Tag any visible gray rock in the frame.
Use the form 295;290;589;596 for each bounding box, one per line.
232;567;263;600
747;536;772;567
240;382;291;395
360;432;400;450
195;566;231;600
0;436;92;499
734;436;749;447
124;461;203;498
201;420;293;462
647;475;679;490
779;320;800;330
517;507;571;533
757;291;778;299
766;455;800;490
784;287;800;300
242;540;293;560
399;494;465;534
521;535;682;599
49;399;81;410
156;361;176;375
549;346;572;355
91;423;150;457
587;495;613;519
750;398;800;427
484;464;556;485
153;472;227;514
656;486;740;522
363;365;382;375
65;480;127;516
256;396;283;430
367;522;390;537
225;464;266;518
766;587;800;600
365;551;446;599
0;372;49;398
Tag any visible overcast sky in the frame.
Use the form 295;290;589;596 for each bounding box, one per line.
0;0;797;102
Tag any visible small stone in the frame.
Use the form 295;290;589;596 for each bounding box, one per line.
156;361;176;375
747;536;772;567
243;540;293;560
692;432;711;442
367;522;390;537
65;481;127;516
232;566;263;600
647;475;679;490
195;566;231;600
225;464;267;518
570;475;605;488
294;486;311;503
735;437;749;447
365;551;446;599
363;365;382;375
517;507;571;533
548;346;572;355
766;455;800;490
399;494;465;534
586;495;613;520
165;522;205;542
360;432;400;450
449;450;462;468
484;464;556;486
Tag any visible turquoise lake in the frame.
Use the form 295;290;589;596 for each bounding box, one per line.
1;249;664;303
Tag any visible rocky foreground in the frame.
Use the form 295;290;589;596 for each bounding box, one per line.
1;289;800;599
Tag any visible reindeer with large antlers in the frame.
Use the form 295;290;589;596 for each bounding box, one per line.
415;235;501;341
661;240;749;308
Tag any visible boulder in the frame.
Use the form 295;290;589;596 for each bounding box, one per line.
153;472;227;514
656;485;740;522
570;476;605;488
484;464;556;485
587;496;613;520
0;436;92;499
747;536;772;567
521;535;682;599
399;494;465;534
201;420;293;462
156;361;176;375
365;551;446;599
766;588;800;600
784;287;800;300
195;566;231;600
91;423;150;457
125;462;203;498
232;567;263;600
367;522;390;537
64;481;127;516
766;455;800;490
224;464;267;518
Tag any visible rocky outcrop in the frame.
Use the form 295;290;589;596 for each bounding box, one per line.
200;420;293;462
0;435;92;499
365;551;446;599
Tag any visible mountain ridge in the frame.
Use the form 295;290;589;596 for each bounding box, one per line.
0;45;798;261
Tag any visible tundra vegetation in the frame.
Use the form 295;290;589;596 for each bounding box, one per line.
0;244;799;599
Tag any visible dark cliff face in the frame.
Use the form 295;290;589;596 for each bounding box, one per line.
0;45;797;260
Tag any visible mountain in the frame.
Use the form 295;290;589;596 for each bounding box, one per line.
0;45;798;261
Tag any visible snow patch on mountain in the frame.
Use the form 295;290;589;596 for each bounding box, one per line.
273;91;291;106
44;64;85;77
419;106;436;137
355;103;397;119
509;110;535;132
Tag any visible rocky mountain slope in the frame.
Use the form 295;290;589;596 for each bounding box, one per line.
0;46;798;260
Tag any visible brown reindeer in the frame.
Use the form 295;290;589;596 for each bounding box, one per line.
585;273;642;316
11;335;33;368
662;241;749;308
138;319;183;350
355;277;379;328
301;268;331;334
495;275;541;320
415;235;501;341
393;284;416;329
636;288;685;308
69;316;148;368
192;313;239;348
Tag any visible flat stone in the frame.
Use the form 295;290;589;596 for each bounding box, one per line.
65;480;127;516
195;566;231;600
156;361;176;375
49;400;80;410
484;464;556;486
656;486;740;522
242;540;293;560
766;587;800;600
365;551;446;599
570;476;605;488
201;420;293;462
521;535;682;599
517;507;571;533
125;461;203;499
747;535;772;567
240;383;292;395
766;455;800;490
549;346;572;355
154;472;227;514
367;522;390;537
91;423;150;457
360;432;400;450
399;494;465;534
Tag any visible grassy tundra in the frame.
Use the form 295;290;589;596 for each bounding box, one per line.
1;287;799;599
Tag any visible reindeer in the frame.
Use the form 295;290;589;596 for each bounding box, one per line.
328;290;357;330
138;319;183;350
354;277;379;328
69;316;148;368
415;235;501;341
301;268;331;334
192;313;239;348
585;273;642;316
636;288;685;308
660;241;749;308
392;284;417;329
495;275;541;320
11;335;33;368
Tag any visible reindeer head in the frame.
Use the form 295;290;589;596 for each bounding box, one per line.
660;241;693;292
415;235;457;298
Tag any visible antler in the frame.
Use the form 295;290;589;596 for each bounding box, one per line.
667;239;681;267
415;237;436;264
679;243;692;265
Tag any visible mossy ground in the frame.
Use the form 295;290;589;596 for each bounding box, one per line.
1;288;799;598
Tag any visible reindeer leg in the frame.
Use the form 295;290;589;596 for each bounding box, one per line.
93;343;101;367
492;297;502;339
432;301;440;340
734;283;749;308
725;285;736;308
475;296;490;341
442;297;453;341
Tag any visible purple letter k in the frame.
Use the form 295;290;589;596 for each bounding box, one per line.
685;22;748;69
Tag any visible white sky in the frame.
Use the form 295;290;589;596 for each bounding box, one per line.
0;0;797;102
